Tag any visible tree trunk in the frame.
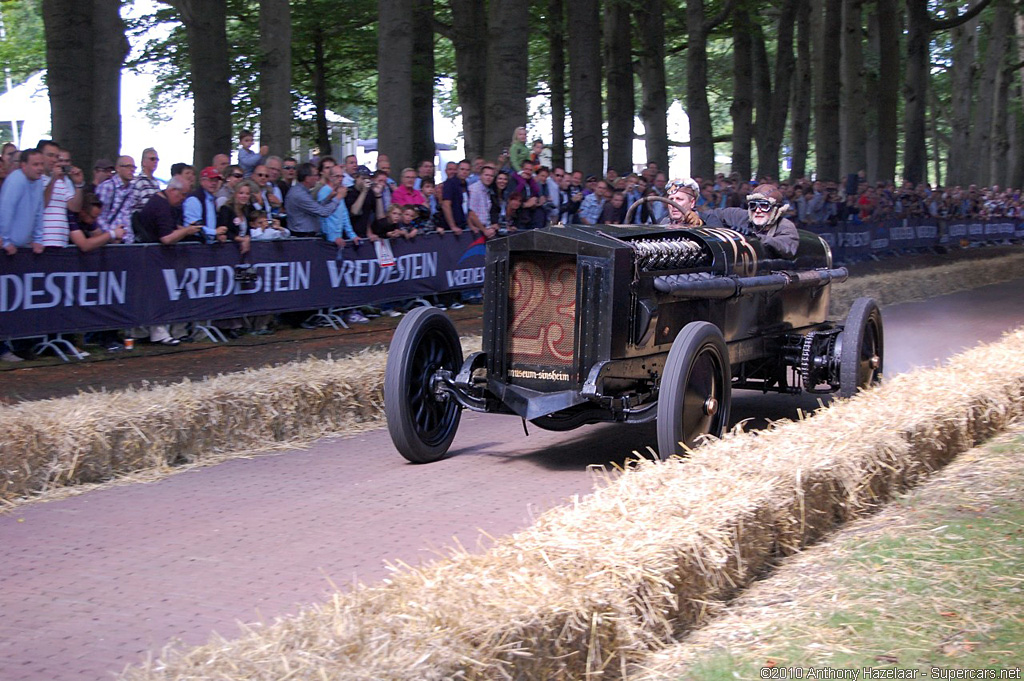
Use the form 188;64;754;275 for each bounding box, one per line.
377;0;414;170
567;0;603;176
259;0;292;157
752;22;772;176
790;0;812;181
874;0;899;183
549;0;566;168
1012;12;1024;188
172;0;232;168
904;0;992;185
756;0;796;182
986;0;1012;186
410;0;435;170
929;89;942;187
42;0;127;170
840;0;866;177
635;0;668;173
731;3;754;181
902;0;930;184
91;0;126;164
483;2;528;160
946;16;979;186
687;0;715;179
604;0;633;175
311;26;331;156
449;0;487;161
815;0;842;181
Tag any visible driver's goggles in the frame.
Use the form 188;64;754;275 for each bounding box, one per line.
749;199;776;212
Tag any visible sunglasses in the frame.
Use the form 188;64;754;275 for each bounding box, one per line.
283;165;296;170
230;173;244;179
254;172;269;177
749;199;776;212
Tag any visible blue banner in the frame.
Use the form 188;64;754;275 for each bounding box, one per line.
0;233;486;338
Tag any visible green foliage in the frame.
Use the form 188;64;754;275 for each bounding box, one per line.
0;0;46;84
126;0;380;140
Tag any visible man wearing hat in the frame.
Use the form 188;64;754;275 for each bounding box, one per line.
703;183;800;258
84;158;114;196
661;177;705;227
182;166;225;243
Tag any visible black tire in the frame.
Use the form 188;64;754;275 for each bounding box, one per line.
656;322;731;459
839;297;884;398
385;307;463;463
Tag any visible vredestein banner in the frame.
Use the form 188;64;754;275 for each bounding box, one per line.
0;233;488;338
1;220;1020;339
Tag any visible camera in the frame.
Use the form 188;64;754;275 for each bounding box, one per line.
234;264;260;286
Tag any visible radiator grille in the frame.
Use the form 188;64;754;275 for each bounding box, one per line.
507;254;577;380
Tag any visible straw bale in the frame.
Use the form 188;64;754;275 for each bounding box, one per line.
828;250;1024;317
121;325;1024;680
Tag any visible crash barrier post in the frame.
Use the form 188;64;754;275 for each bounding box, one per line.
0;233;488;340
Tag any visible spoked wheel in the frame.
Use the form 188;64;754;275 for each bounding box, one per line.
838;297;884;398
385;307;464;463
656;322;731;459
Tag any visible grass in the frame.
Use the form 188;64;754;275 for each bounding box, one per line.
636;428;1024;680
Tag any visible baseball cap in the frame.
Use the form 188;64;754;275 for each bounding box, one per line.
200;166;222;180
356;165;372;177
585;175;598;182
94;158;115;170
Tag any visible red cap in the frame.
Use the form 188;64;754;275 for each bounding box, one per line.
200;166;222;180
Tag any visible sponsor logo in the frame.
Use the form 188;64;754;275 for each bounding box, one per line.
162;262;310;301
0;271;127;311
327;253;437;287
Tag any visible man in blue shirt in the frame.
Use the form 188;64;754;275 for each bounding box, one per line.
0;149;46;255
183;166;224;242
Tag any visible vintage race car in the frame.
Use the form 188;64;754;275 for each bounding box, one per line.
384;217;883;463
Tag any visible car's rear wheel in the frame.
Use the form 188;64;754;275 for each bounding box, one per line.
385;307;463;463
839;297;884;398
657;322;731;459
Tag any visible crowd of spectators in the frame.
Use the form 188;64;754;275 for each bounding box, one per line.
680;172;1024;227
1;126;1022;363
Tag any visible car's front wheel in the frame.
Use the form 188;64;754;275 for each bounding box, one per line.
385;307;463;463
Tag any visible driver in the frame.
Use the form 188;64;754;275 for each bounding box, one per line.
661;177;705;227
703;183;799;258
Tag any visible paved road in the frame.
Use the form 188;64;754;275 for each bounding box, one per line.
2;281;1023;681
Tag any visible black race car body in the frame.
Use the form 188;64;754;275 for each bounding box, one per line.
385;223;883;462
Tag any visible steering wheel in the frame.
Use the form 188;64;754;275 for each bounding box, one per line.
624;195;691;225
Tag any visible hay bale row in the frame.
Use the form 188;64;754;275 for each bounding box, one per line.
2;250;1023;505
0;351;391;503
122;328;1024;680
828;249;1024;316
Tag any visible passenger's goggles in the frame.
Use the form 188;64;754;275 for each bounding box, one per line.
749;199;776;212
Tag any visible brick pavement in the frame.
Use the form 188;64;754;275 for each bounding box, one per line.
0;414;612;681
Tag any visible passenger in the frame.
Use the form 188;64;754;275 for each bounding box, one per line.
703;183;800;259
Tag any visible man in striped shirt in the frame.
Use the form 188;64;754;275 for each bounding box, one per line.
39;141;85;248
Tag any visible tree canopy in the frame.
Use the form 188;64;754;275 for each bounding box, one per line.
10;0;1024;185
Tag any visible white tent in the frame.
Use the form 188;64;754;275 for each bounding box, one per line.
0;70;49;149
0;68;198;170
